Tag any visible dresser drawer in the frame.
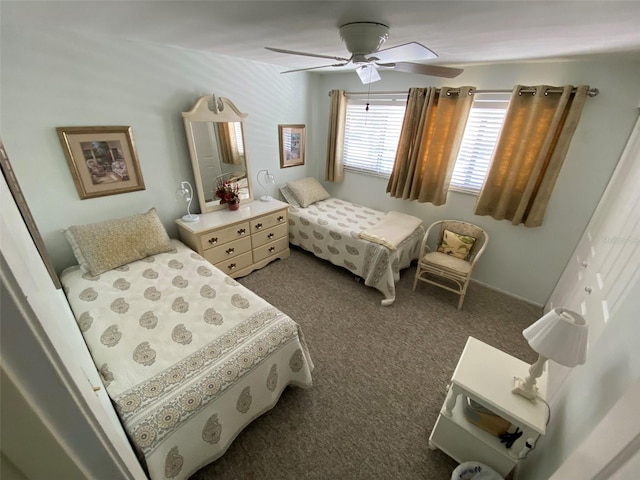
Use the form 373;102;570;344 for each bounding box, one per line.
252;223;288;249
253;237;289;263
202;236;252;264
199;222;250;251
214;251;253;276
250;210;287;234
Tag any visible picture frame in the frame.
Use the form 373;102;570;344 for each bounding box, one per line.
278;124;305;168
56;126;145;199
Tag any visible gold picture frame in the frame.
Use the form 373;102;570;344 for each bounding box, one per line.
56;126;145;199
278;124;305;168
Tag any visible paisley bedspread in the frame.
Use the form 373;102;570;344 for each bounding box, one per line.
287;198;424;305
61;240;313;480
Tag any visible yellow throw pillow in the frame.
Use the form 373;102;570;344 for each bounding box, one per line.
437;229;476;260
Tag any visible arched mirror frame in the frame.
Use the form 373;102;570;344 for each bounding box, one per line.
182;95;254;213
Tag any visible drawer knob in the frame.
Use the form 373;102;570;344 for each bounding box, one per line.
268;246;276;253
585;286;593;294
267;233;275;239
226;247;235;255
256;223;263;230
228;263;236;271
208;237;219;245
277;215;284;222
237;228;246;235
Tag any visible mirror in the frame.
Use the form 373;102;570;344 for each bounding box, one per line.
182;96;253;213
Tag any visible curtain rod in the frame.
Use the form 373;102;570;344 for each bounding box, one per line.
336;87;599;97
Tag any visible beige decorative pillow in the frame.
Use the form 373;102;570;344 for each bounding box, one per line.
286;177;330;208
65;208;175;276
437;229;476;260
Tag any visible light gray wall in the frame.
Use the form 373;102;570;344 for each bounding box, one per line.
0;24;313;273
3;15;639;306
314;60;640;305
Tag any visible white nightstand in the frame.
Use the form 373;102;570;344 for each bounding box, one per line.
429;336;548;477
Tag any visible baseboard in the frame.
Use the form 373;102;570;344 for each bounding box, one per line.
470;279;544;309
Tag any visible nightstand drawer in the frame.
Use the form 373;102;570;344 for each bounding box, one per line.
253;237;289;263
214;251;253;275
199;222;250;251
250;210;287;234
252;223;288;248
203;236;252;264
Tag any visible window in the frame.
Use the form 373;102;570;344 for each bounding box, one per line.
343;94;407;177
450;93;510;192
342;91;510;192
233;122;244;155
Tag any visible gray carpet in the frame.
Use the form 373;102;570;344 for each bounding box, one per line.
190;246;541;480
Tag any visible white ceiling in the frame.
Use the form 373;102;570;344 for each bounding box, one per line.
4;1;640;73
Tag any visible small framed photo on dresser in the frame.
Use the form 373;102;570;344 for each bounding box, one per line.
56;125;145;199
278;124;305;168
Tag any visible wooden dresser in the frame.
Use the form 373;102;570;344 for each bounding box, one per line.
176;200;290;278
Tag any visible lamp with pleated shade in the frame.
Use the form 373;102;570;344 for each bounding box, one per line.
512;308;588;402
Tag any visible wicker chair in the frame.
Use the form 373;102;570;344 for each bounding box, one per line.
413;220;488;309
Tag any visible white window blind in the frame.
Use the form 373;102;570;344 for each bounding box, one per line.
343;95;407;176
234;122;245;155
450;93;510;192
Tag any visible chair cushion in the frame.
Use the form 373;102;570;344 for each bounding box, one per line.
437;229;476;260
421;252;472;274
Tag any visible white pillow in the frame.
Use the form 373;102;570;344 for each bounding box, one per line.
65;208;175;276
286;177;330;208
279;185;301;207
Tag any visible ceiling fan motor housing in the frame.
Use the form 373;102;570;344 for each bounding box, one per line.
339;22;389;54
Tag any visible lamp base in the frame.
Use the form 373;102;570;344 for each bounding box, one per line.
182;214;200;222
512;377;538;402
259;195;272;202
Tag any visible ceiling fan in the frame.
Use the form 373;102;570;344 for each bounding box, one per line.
265;21;463;84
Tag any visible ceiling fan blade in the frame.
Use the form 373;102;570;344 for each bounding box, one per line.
281;63;349;74
371;42;437;63
265;47;350;63
380;61;464;79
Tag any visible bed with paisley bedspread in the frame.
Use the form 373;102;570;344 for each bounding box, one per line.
286;197;424;306
61;239;313;480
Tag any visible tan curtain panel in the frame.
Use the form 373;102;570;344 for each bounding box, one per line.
474;85;589;227
216;122;242;165
386;86;475;206
325;89;347;183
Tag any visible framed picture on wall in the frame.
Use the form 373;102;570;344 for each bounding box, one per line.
56;125;145;199
278;124;305;168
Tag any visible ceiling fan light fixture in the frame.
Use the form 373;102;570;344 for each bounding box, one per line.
339;22;389;54
356;64;381;84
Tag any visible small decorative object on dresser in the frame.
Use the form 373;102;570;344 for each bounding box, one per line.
175;181;199;222
256;169;276;201
215;178;240;206
176;199;290;277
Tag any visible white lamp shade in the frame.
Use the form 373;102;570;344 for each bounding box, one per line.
523;308;588;367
